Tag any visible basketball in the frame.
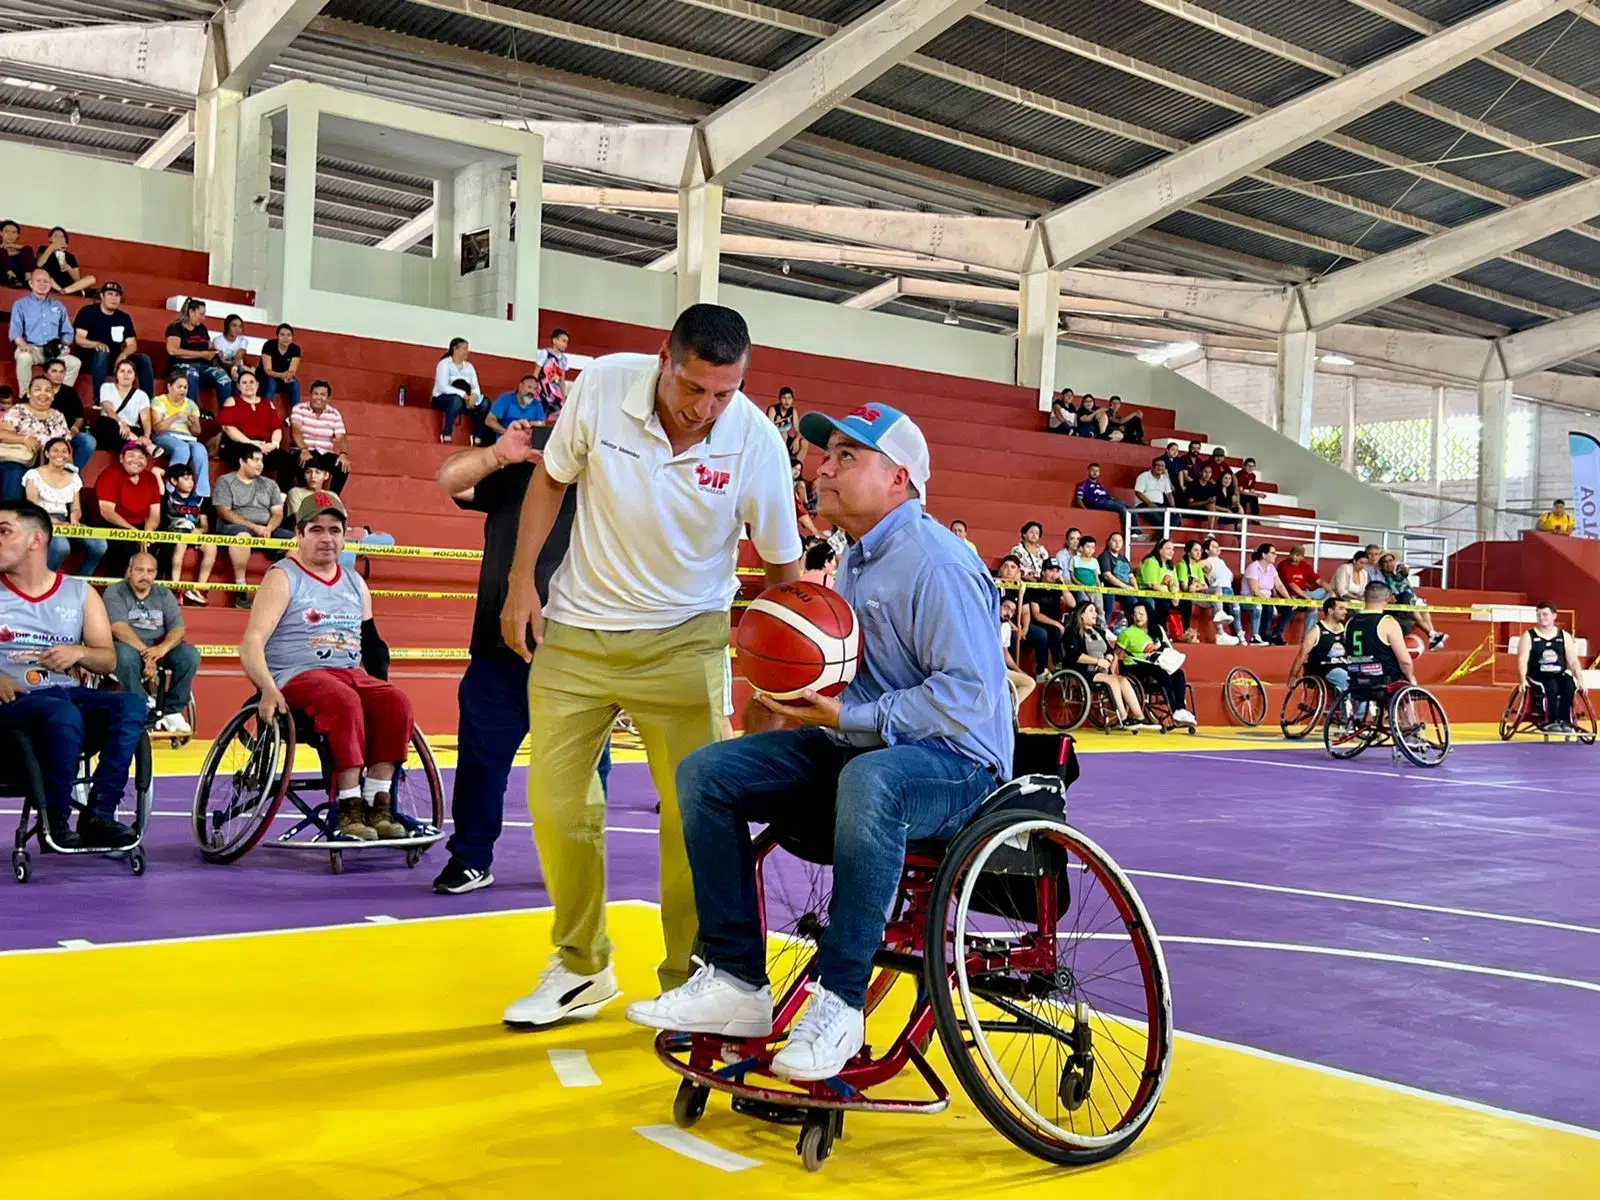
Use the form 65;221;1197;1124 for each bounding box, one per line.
1405;633;1426;657
736;581;860;700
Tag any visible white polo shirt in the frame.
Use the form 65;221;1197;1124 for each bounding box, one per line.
540;352;801;631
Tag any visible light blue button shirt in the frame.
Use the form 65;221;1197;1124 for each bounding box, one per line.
833;499;1013;780
8;294;72;347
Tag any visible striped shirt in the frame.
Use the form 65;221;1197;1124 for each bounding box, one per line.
289;403;345;452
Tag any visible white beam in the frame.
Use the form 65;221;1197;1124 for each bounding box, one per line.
677;177;724;310
135;113;195;170
1478;379;1512;537
696;0;984;183
842;278;903;309
218;0;329;92
1055;268;1293;336
1017;267;1061;408
486;121;694;189
0;22;209;96
1300;175;1600;329
1038;0;1582;269
1495;309;1600;379
376;208;434;252
645;249;679;272
721;200;1031;274
1317;324;1501;383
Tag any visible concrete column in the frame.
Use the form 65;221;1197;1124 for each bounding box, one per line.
1342;380;1357;474
676;179;724;313
1477;378;1513;539
1429;385;1446;487
1277;329;1318;448
192;87;243;285
449;161;515;319
1017;268;1061;412
277;100;318;319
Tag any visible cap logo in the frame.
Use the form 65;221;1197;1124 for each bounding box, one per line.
848;405;883;424
313;491;339;506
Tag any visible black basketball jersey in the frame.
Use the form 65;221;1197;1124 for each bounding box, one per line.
1306;620;1347;672
1529;628;1568;676
1345;611;1401;685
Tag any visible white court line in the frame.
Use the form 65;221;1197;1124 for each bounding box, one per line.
634;1125;761;1172
0;809;659;835
548;1049;602;1088
1163;934;1600;993
365;915;399;925
57;939;94;949
1127;869;1600;937
1181;752;1565;794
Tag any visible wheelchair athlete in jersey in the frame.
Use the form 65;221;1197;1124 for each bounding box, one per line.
1499;681;1597;744
1322;667;1450;767
190;625;445;875
653;732;1173;1173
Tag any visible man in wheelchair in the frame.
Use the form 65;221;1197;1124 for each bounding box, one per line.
1344;580;1417;700
627;405;1012;1082
1516;601;1586;733
1288;596;1351;693
238;491;416;842
0;500;146;849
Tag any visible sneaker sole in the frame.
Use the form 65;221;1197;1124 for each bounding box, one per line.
434;872;495;895
504;991;619;1029
769;1058;850;1083
624;1010;773;1039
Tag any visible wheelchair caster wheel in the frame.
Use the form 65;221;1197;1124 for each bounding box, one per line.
673;1080;709;1129
12;849;30;884
405;847;423;868
798;1113;835;1173
329;850;344;875
129;847;146;877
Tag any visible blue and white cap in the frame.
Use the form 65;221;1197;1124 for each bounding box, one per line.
799;402;931;501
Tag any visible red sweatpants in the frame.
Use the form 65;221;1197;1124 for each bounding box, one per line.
281;668;415;772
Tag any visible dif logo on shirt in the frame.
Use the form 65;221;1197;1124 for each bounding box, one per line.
695;464;731;495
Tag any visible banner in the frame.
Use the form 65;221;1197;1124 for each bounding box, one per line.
1571;432;1600;540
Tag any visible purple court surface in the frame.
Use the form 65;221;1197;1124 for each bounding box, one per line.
3;741;1596;1135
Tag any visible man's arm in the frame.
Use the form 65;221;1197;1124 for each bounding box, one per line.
266;502;284;534
437;422;539;499
153;590;187;654
1516;632;1532;683
144;501;162;533
1382;616;1416;684
743;435;805;588
109;621;147;652
501;469;570;657
1287;622;1317;683
1564;631;1586;687
239;569;293;717
42;588;119;677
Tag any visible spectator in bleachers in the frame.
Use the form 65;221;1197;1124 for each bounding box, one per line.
766;385;798;440
288;380;350;493
791;460;820;540
1104;396;1145;445
1047;390;1075;435
23;436;104;575
1136;536;1181;635
73;282;154;398
1116;603;1196;726
1073;461;1132;526
1011;520;1050;580
1330;550;1369;601
94;359;156;461
1184;464;1224;528
213;313;253;388
485;375;546;439
96;442;163;578
1278;545;1327;605
1159;440;1186;478
1235;457;1262;515
1023;558;1068;676
35;228;95;297
1132;456;1174;530
1174;539;1207;639
948;518;977;555
1375;553;1446;650
162;462;215;605
281;454;389;571
1537;499;1574;535
11;266;80;391
219;370;293;485
1058;526;1082;566
1065;600;1151;728
257;323;303;408
1217;463;1244;518
1201;536;1240;637
995;554;1024;589
433;337;488;444
1075;395;1112;438
0;218;35;288
1097;529;1141;629
1242;543;1292;645
40;358;94;470
104;551;198;735
998;596;1034;714
799;541;836;588
1068;534;1101;605
0;378;70;499
164;299;234;409
149;370;209;498
535;328;570;415
213;443;291;608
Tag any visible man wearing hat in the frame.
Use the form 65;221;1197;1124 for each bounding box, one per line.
239;489;416;842
627;403;1012;1082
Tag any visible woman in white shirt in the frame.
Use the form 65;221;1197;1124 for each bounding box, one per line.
24;436;106;574
212;313;252;384
1199;536;1241;645
95;359;158;458
432;337;488;445
1010;520;1050;581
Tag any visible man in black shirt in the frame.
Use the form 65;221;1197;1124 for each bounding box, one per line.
40;357;95;470
431;419;610;894
73;282;154;397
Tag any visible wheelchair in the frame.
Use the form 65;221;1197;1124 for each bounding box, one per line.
653;731;1173;1172
3;708;155;884
1322;672;1450;767
1498;679;1597;745
142;661;199;749
1281;674;1335;740
1126;671;1196;735
1038;669;1137;734
190;696;445;874
1223;667;1267;727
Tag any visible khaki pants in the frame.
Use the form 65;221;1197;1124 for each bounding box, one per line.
527;611;730;990
15;345;81;389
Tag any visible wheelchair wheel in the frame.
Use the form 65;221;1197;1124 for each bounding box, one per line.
1574;689;1598;746
191;708;292;863
1223;667;1266;727
1040;671;1090;732
753;827;833;1011
1323;692;1380;759
1280;676;1330;741
1390;685;1450;768
925;808;1172;1166
391;728;447;835
1498;685;1528;742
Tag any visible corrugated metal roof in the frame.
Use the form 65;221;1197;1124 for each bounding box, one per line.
1341;105;1578;196
1198;0;1418;68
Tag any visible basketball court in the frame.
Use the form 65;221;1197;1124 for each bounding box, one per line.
3;733;1596;1197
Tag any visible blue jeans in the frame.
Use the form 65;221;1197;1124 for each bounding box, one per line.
69;430;95;471
678;728;997;1009
1248;600;1291;642
1088;496;1131;526
1324;666;1350;693
181;363;233;407
47;535;106;575
260;375;301;407
0;686;145;822
1209;584;1240;627
0;462;25;500
153;434;210;497
114;641;200;715
447;654;612;872
433;392;487;440
85;350;154;398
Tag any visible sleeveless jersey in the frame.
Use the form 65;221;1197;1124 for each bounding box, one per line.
0;573;88;689
1305;620;1347;673
263;559;364;687
1345;610;1400;685
1529;628;1568;677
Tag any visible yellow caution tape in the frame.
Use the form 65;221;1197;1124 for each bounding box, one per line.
193;645;473;661
54;524;485;561
86;577;475;601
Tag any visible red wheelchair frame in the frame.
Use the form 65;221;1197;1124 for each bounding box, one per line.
1499;680;1597;744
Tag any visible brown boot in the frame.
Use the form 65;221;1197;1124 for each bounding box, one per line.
366;794;407;840
337;796;378;841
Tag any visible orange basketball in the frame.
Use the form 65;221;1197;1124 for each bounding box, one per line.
736;582;860;700
1405;633;1426;658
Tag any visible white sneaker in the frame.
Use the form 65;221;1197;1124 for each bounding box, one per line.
504;957;619;1028
1216;612;1234;625
625;959;773;1038
1172;708;1198;726
770;983;865;1082
154;711;192;734
1430;632;1448;650
1215;632;1240;646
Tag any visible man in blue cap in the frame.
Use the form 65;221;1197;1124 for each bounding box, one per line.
627;402;1011;1081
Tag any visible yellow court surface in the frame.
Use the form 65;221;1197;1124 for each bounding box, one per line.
2;903;1594;1199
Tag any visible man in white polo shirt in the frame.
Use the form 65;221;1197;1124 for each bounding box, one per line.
500;304;803;1028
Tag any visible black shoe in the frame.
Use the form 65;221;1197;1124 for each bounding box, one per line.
78;812;138;850
433;859;494;894
43;812;83;851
